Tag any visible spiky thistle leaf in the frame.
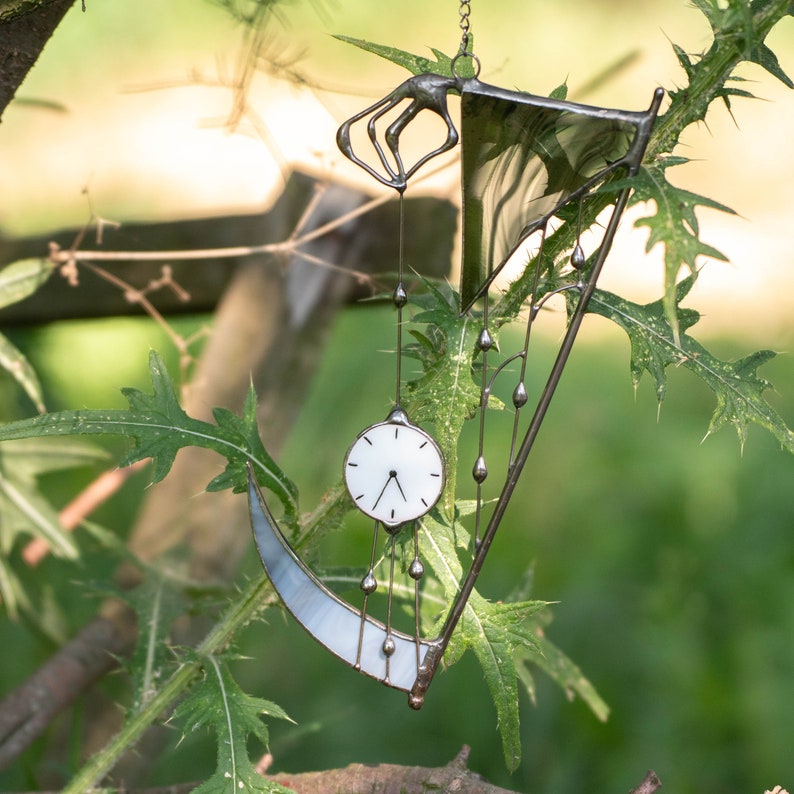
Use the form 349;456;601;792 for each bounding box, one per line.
0;350;298;524
606;158;735;340
173;655;293;794
588;279;794;452
333;36;476;78
420;508;551;772
405;281;487;515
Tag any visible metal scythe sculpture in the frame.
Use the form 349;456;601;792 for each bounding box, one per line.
248;52;663;709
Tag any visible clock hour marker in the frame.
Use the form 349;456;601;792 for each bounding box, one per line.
348;462;358;467
431;473;440;477
363;436;372;445
420;498;428;507
419;441;427;449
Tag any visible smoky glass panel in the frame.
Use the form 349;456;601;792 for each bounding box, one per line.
460;88;639;308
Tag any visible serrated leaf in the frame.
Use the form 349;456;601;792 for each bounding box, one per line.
610;159;735;341
405;282;485;515
589;280;794;452
747;40;794;87
124;573;187;712
206;386;276;494
333;35;475;78
651;1;792;167
671;42;696;79
173;655;293;794
419;510;547;771
0;350;299;524
690;0;794;87
521;633;610;722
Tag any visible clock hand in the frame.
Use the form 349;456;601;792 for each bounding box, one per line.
393;474;408;503
372;470;398;511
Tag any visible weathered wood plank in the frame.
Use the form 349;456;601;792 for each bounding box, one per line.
0;172;457;325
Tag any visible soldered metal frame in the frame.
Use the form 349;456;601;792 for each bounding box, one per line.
249;66;664;709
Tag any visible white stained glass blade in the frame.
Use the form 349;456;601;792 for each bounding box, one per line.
248;473;433;692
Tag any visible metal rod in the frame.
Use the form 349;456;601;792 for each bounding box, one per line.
411;185;634;702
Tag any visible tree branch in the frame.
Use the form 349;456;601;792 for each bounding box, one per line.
0;601;136;770
9;757;662;794
0;0;77;121
267;746;518;794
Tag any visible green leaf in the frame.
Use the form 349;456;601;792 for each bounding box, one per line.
0;259;54;412
0;258;54;309
519;633;610;721
650;0;792;157
0;437;107;619
124;573;188;712
463;599;546;771
173;655;293;794
405;282;486;515
333;35;476;78
747;40;794;87
419;510;547;771
608;158;735;341
206;385;277;494
691;0;794;87
549;82;569;100
0;350;299;524
0;332;46;413
589;280;794;452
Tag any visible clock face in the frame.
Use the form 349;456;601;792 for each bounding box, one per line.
344;420;445;527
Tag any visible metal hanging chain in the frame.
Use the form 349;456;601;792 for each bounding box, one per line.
458;0;472;54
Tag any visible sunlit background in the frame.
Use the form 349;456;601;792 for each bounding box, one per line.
1;1;793;792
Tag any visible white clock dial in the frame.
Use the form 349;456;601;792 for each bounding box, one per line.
344;419;445;527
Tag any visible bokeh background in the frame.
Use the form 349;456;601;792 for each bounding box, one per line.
1;1;793;792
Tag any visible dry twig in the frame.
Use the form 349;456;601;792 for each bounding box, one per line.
630;769;662;794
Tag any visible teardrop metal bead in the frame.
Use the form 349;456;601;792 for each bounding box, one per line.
472;455;488;483
512;381;528;408
382;635;396;656
409;557;425;580
477;327;493;352
393;283;408;308
360;571;377;594
570;243;586;270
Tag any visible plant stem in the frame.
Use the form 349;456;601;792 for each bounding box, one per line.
650;0;792;154
62;576;275;793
